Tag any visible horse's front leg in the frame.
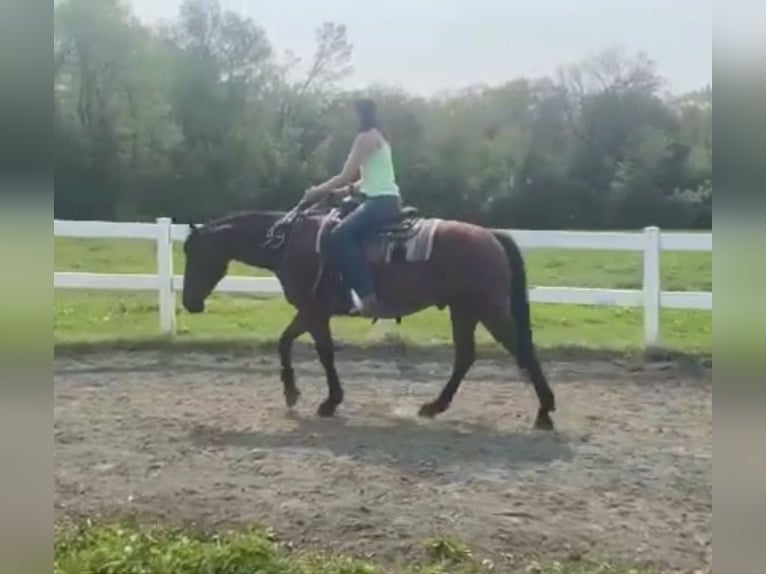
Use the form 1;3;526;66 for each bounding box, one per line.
279;313;306;407
306;315;344;417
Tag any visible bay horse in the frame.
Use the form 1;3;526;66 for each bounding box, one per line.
180;198;556;430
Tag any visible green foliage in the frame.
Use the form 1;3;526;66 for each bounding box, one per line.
54;521;373;574
53;0;712;230
54;521;651;574
425;536;474;564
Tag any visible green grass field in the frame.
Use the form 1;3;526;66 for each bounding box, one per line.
54;521;650;574
54;237;711;353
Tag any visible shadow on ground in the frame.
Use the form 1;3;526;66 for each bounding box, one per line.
189;411;573;481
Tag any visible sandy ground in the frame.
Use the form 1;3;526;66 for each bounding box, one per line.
54;350;711;573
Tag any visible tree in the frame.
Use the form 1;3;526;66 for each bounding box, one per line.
53;4;712;230
299;22;353;95
277;22;353;134
55;0;146;217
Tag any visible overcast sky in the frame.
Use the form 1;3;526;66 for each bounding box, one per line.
129;0;712;95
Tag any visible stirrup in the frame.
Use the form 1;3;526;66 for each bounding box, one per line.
348;291;374;317
348;291;378;318
359;299;380;318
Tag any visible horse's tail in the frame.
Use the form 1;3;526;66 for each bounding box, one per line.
492;230;535;364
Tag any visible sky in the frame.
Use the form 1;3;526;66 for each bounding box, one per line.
129;0;712;96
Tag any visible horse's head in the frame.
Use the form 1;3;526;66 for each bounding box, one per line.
182;223;230;314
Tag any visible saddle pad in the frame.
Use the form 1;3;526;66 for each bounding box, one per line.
377;217;441;263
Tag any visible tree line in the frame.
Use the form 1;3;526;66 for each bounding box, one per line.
54;0;712;230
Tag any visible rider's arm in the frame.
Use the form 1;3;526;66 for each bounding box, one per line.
304;134;372;202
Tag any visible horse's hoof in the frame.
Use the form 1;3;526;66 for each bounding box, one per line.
418;401;445;418
284;389;300;408
317;401;337;418
533;411;555;431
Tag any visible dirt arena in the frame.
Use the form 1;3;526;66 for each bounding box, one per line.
54;349;712;572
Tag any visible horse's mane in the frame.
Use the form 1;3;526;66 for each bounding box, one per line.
195;199;341;240
200;209;287;231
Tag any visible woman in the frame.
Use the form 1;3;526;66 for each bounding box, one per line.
302;98;402;317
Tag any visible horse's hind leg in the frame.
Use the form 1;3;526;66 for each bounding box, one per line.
279;313;306;407
482;316;555;431
419;308;477;418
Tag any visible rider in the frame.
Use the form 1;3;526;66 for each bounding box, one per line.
302;98;402;317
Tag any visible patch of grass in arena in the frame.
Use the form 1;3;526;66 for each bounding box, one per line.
54;520;651;574
54;238;711;355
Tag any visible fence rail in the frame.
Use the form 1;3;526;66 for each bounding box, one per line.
54;218;712;346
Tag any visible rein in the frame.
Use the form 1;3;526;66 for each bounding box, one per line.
262;197;343;298
262;194;343;251
262;205;302;251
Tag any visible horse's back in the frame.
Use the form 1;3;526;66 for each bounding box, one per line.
370;218;511;316
431;219;511;289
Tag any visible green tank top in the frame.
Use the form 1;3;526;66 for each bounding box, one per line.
360;140;400;198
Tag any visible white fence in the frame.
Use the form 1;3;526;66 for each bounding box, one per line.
54;218;712;347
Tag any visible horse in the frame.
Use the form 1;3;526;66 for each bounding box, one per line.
180;198;556;430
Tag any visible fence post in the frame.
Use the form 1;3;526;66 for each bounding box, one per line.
642;226;661;347
156;217;176;335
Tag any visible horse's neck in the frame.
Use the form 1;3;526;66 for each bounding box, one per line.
214;213;282;271
216;210;325;272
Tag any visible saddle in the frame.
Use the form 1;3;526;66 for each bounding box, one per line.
315;196;440;265
265;195;440;321
311;196;440;321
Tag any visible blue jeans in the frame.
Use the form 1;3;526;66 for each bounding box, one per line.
330;195;401;299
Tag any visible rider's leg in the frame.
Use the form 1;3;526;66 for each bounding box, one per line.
330;202;377;302
330;197;400;313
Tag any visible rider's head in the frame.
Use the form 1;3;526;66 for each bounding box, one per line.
354;98;379;133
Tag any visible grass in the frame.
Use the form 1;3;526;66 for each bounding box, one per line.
54;521;652;574
55;237;269;277
54;238;711;290
54;238;712;354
